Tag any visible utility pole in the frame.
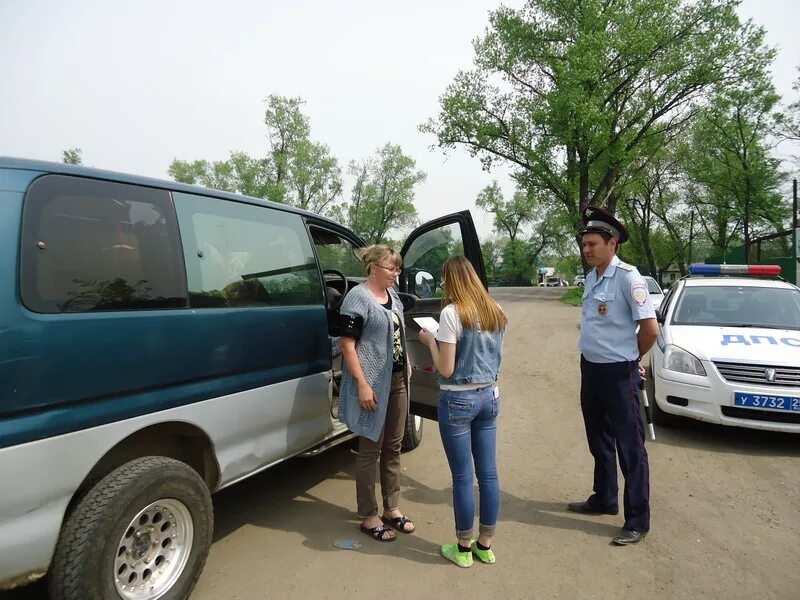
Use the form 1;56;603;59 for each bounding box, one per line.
794;179;798;286
688;210;694;266
794;179;798;230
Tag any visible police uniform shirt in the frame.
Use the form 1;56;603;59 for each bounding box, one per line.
579;255;656;363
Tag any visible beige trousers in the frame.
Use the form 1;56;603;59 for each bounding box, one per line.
356;372;408;518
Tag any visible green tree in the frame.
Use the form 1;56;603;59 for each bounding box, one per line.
556;254;582;281
499;238;536;284
169;95;343;215
422;0;767;248
618;144;687;277
476;181;569;281
62;148;82;165
685;67;787;258
336;144;425;244
475;182;534;245
481;238;503;282
776;69;800;150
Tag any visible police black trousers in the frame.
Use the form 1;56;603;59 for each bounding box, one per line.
579;355;650;532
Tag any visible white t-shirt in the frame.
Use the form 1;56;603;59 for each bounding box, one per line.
436;304;463;344
436;304;498;391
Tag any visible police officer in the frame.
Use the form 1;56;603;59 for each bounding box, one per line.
568;205;659;546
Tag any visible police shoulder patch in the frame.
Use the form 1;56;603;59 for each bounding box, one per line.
617;262;634;271
631;282;648;306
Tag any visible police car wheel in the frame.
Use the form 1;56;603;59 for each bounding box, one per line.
652;399;681;427
648;376;681;428
401;414;424;452
49;456;213;600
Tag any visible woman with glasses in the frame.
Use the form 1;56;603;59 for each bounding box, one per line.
338;244;415;542
418;256;506;567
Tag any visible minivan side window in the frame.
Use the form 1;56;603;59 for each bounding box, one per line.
20;175;187;313
173;193;324;308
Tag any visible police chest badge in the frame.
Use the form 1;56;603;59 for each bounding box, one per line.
632;283;648;306
598;302;608;315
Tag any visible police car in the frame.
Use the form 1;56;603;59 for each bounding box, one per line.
650;264;800;433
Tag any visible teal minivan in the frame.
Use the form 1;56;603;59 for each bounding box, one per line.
0;157;486;599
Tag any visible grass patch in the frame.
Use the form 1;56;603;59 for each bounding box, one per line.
561;287;583;306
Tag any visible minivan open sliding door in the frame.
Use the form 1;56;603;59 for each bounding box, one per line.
399;210;486;421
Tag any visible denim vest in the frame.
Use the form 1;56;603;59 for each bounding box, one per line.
439;326;505;386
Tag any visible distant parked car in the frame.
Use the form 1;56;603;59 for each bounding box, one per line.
643;275;664;311
546;276;560;287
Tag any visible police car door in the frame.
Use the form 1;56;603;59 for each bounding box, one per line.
399;210;487;421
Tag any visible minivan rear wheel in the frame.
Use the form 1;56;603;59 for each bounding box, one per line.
49;456;213;600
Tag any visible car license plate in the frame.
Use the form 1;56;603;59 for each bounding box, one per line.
733;392;800;412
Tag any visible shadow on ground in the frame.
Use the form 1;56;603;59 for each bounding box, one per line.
649;417;800;457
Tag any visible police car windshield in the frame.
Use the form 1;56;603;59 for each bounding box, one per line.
672;286;800;330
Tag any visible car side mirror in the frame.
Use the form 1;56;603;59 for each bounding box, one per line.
412;270;437;299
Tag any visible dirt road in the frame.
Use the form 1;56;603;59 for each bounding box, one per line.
5;287;799;599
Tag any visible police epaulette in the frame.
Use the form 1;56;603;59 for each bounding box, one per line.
617;262;634;271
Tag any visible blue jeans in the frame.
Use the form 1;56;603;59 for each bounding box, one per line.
438;385;500;539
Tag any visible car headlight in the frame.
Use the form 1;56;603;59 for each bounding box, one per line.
664;345;706;376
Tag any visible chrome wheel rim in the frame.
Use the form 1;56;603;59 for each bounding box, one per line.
113;498;194;600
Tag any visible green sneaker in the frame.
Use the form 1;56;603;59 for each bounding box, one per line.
471;541;496;564
440;543;473;568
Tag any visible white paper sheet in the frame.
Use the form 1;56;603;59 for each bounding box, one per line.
413;316;439;335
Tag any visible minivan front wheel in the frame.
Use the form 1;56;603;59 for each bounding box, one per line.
49;456;213;600
401;414;424;452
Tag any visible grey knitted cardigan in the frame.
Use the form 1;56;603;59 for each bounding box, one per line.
338;283;409;442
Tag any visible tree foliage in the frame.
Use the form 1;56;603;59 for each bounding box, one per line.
62;148;83;165
776;69;800;148
423;0;767;240
169;95;343;215
684;66;787;257
331;144;425;244
476;181;572;282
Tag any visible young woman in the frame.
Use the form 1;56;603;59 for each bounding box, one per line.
418;256;506;567
338;245;415;542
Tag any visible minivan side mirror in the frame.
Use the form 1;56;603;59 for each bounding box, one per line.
413;270;437;299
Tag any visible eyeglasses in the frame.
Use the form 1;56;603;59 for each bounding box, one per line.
376;264;402;274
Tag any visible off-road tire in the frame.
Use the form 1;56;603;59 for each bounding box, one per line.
48;456;213;600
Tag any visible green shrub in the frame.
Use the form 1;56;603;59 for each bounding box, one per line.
561;287;583;306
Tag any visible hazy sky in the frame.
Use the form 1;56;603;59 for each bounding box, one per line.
1;0;797;239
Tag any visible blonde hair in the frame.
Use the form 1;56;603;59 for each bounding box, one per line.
356;244;402;276
442;256;506;332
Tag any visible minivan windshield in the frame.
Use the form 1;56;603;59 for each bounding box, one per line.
672;285;800;329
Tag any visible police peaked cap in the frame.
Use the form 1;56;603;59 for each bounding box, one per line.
580;205;629;244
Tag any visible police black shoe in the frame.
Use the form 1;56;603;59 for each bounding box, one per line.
611;529;646;545
567;501;619;515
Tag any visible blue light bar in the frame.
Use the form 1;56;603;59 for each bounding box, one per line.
688;264;721;274
688;264;781;276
